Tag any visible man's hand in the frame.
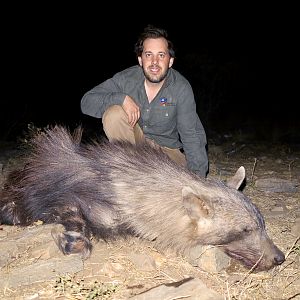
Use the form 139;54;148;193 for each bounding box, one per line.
122;96;141;127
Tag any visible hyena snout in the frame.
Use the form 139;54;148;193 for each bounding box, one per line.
273;248;285;265
263;238;285;267
223;233;285;271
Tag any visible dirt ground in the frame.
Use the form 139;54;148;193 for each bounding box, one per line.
0;135;299;300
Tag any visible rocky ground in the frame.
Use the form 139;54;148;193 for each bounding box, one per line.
0;133;299;300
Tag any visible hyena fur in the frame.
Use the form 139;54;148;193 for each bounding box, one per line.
0;125;285;271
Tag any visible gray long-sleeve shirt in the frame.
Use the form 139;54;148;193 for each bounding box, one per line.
81;65;208;176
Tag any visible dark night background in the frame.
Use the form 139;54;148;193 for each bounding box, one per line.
1;5;298;145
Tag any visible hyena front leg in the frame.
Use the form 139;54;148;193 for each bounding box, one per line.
51;205;92;259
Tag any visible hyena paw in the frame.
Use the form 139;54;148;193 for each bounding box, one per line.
51;229;92;259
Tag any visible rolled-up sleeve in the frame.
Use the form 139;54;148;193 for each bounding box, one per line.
81;78;126;119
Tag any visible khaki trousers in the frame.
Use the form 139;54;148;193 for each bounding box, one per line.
102;105;187;167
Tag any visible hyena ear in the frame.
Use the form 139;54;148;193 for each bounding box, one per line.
226;166;246;190
182;186;213;220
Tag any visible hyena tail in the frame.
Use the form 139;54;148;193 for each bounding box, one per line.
0;169;29;226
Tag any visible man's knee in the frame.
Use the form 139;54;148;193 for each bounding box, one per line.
102;105;127;127
102;105;140;143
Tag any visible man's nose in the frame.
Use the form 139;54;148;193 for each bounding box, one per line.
151;56;158;64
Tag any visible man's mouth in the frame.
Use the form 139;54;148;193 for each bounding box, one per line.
149;66;160;73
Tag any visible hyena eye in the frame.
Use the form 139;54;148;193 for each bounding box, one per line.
243;227;253;234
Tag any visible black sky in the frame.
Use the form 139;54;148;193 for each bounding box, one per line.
2;5;298;143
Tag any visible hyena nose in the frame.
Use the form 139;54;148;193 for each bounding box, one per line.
274;251;285;265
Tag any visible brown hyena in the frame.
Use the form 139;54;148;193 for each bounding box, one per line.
0;125;285;271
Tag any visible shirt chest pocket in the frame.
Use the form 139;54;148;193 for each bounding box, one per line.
150;105;176;128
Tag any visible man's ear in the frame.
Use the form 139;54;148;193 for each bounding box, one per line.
169;57;174;68
226;166;246;190
182;186;213;221
138;56;142;66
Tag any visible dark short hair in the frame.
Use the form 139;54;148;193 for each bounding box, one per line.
134;25;175;58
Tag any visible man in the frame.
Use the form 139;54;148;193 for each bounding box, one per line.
81;25;208;177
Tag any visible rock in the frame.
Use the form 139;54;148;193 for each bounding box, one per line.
255;178;298;193
291;218;300;237
0;255;83;289
0;223;84;289
187;245;231;273
131;277;222;300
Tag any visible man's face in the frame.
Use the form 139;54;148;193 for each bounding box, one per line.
138;37;174;83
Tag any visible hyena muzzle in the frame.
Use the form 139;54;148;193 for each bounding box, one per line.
0;125;285;271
